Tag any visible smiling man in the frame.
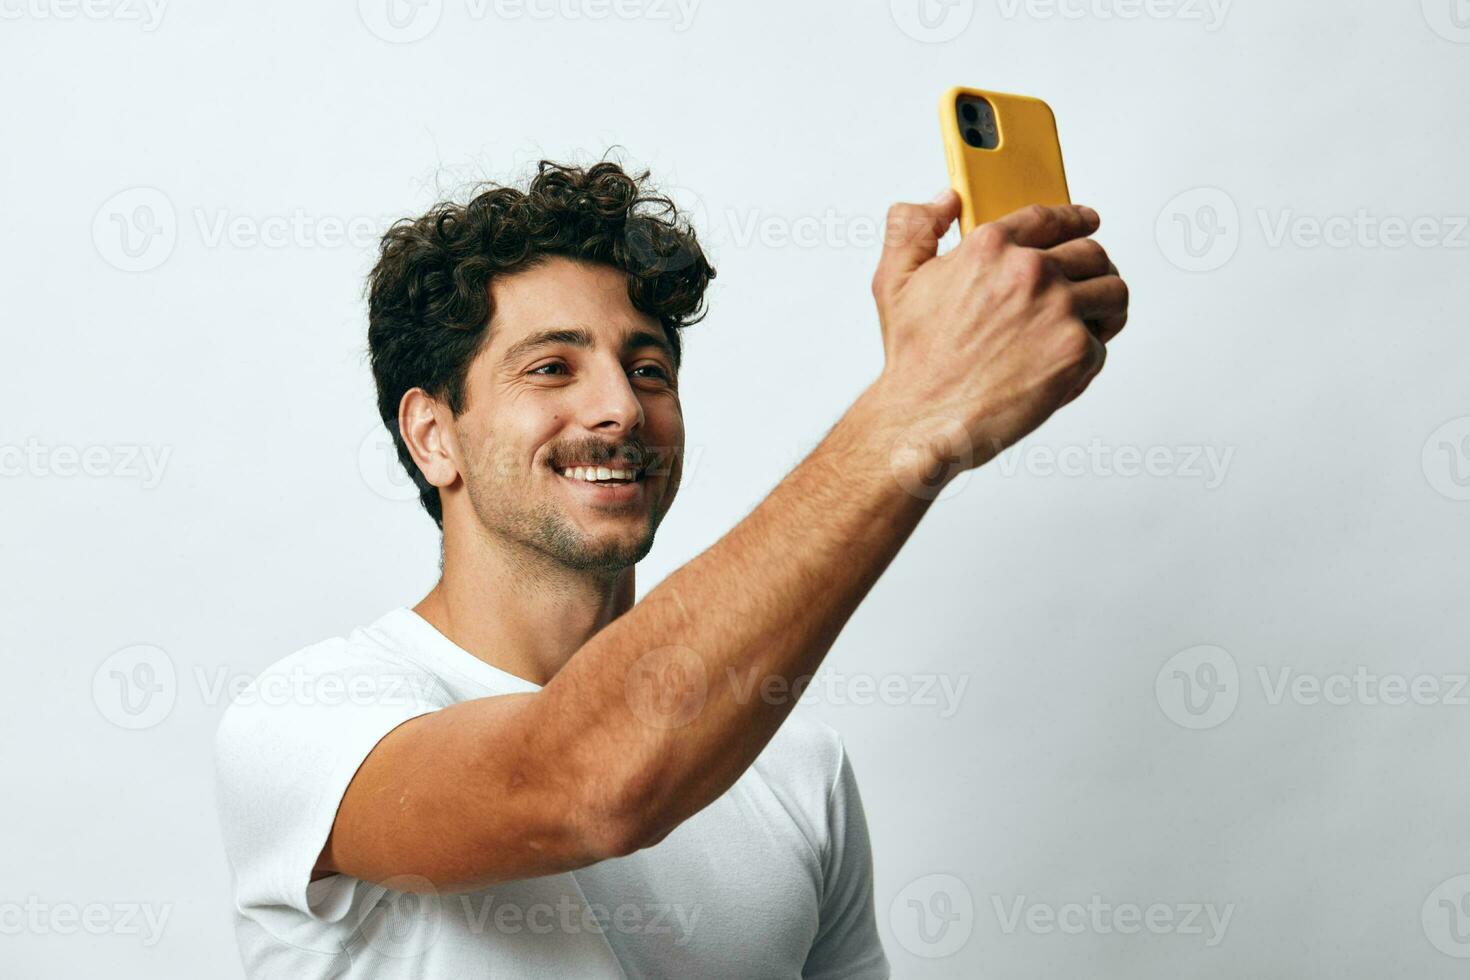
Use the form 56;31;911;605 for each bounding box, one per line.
213;159;1127;978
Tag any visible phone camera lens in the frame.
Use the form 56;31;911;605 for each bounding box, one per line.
964;127;985;148
961;103;979;123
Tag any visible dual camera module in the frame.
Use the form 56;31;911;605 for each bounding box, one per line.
957;96;999;150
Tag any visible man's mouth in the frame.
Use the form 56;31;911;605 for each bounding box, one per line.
554;463;647;486
552;461;649;507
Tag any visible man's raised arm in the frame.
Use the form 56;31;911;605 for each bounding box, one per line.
319;192;1129;892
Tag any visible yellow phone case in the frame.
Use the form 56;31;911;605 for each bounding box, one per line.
940;86;1071;235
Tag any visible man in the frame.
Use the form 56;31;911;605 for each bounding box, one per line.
213;159;1128;978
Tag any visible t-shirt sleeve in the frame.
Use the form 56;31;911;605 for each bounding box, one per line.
212;640;449;928
803;739;891;980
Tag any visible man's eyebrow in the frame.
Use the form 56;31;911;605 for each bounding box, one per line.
499;326;676;366
623;328;676;363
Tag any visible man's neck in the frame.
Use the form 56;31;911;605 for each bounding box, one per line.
412;529;636;688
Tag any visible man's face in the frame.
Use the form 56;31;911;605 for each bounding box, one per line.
449;256;684;574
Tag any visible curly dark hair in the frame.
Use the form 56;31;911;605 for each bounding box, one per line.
366;158;716;528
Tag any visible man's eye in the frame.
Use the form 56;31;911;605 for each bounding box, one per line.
529;363;670;381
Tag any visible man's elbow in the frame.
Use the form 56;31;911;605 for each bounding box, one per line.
574;762;668;861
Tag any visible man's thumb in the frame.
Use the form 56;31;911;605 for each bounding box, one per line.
874;189;960;291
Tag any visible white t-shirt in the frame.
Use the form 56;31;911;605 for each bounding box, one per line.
213;606;890;979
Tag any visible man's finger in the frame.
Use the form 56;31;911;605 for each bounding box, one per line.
873;189;961;291
989;203;1100;250
1047;237;1112;281
1088;261;1128;342
1069;273;1128;324
1061;333;1108;406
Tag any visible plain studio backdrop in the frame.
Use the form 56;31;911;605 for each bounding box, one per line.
3;1;1469;976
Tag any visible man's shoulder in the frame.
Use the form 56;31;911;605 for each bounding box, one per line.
768;708;845;761
732;712;865;880
755;710;850;806
212;610;447;748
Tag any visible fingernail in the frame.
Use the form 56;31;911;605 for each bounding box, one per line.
932;188;957;205
1079;205;1100;224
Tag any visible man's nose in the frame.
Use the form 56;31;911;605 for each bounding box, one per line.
581;362;645;434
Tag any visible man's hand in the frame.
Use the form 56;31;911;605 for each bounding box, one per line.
870;191;1130;481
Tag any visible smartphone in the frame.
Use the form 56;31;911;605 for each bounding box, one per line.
939;86;1071;235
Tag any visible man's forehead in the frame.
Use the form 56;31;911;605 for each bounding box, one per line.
484;258;669;362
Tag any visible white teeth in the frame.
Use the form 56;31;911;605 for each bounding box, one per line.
559;466;638;483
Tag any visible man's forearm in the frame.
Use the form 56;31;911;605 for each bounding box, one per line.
539;377;935;848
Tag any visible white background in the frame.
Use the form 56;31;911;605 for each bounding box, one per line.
4;0;1470;976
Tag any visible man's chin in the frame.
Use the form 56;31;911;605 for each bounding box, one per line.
541;517;658;573
469;486;664;574
556;537;654;573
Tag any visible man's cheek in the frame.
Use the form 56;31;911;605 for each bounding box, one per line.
662;445;688;504
473;443;525;487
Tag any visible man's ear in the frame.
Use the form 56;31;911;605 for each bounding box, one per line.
398;387;461;491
